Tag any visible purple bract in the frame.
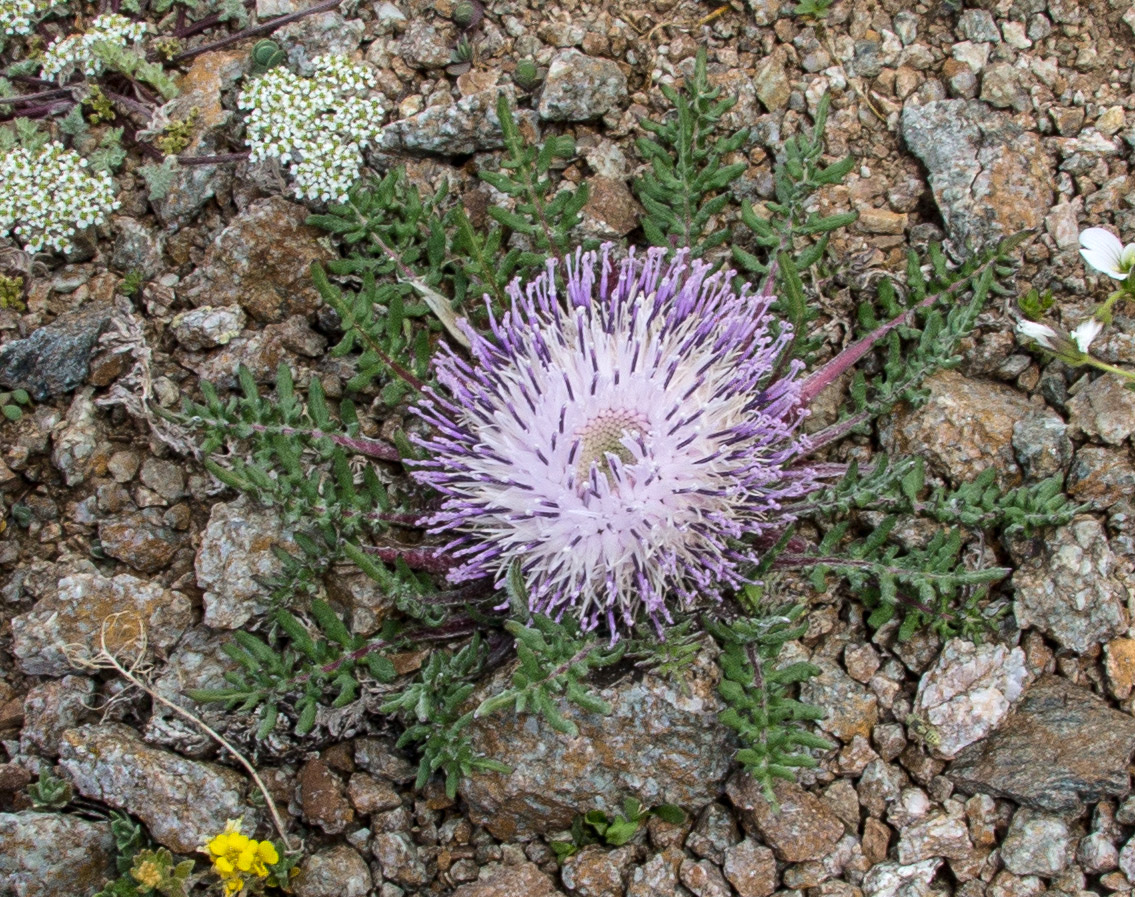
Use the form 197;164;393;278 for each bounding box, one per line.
411;246;820;635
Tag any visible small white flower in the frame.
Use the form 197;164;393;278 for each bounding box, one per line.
1016;320;1062;351
1079;227;1135;280
1070;318;1103;353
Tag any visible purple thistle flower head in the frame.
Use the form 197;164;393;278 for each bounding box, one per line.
411;246;819;636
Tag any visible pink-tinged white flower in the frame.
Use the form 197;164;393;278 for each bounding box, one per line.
1070;318;1103;353
1079;227;1135;280
1016;320;1063;351
411;247;819;635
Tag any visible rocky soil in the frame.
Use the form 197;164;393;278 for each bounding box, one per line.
2;0;1135;895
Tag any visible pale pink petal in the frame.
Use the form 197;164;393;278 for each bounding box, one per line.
1016;320;1061;351
1080;227;1127;279
1071;318;1103;353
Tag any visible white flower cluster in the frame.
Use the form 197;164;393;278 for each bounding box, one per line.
0;0;37;38
40;13;147;81
238;55;385;204
0;141;120;253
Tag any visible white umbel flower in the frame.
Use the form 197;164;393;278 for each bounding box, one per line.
0;141;119;253
40;14;148;81
0;0;37;37
1079;227;1135;280
238;55;384;204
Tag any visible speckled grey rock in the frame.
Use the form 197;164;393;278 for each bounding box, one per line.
11;572;192;676
1068;446;1135;510
0;812;114;897
914;638;1032;759
1011;411;1072;480
1000;808;1072;876
145;626;239;756
99;509;187;572
686;802;741;864
0;302;113;400
397;17;454;69
449;861;564;897
901;100;1053;253
1067;374;1135;445
371;831;429;887
726;774;844;863
461;645;735;839
562;844;639;897
679;857;733;897
20;675;95;756
181;196;332;323
278;12;364;74
1078;830;1118;874
58;723;259;854
948;676;1135;815
292;845;373;897
880;370;1031;486
627;848;688;897
376;87;517;155
1078;831;1119;874
51;388;104;487
111;217;166;279
799;657;878;743
538;49;628;121
171;305;247;350
1011;516;1130;653
722;839;777;897
195;497;296;629
862;859;942;897
896;812;973;863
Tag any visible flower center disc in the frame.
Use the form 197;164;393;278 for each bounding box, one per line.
576;408;649;484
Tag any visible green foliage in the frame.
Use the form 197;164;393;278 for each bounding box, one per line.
90;40;179;99
0;274;25;311
26;767;73;809
810;520;1009;641
0;388;31;422
551;799;687;859
630;617;702;683
187;599;398;738
1018;286;1055;321
706;607;832;802
118;269;145;297
250;39;285;74
139;156;178;201
838;234;1026;423
801;458;1080;538
380;635;510;799
733;92;856;359
479;94;590;265
634;48;748;257
93;811;153;897
792;0;835;18
473;562;624;736
307;174;447;400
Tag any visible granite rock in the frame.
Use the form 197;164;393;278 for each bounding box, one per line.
913;638;1032;759
726;774;844;863
901;100;1053;253
449;861;564;896
948;676;1135;815
1000;808;1072;876
195;497;297;629
0;302;113;400
880;370;1031;486
538;49;628;121
292;845;373;897
181;196;332;323
461;645;735;839
11;572;192;676
0;812;115;897
59;723;259;854
1011;516;1130;653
